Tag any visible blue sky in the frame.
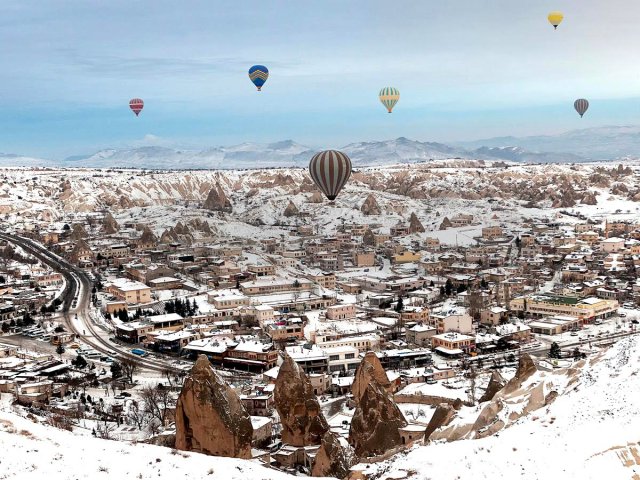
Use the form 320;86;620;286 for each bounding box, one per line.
2;0;640;158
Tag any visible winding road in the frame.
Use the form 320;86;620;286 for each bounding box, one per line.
0;232;178;373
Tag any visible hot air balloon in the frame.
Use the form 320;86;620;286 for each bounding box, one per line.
548;11;564;29
574;98;589;117
248;65;269;91
129;98;144;116
379;87;400;113
308;150;352;201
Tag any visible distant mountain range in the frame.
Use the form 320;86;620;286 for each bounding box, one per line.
1;125;640;169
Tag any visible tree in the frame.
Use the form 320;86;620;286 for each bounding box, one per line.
63;224;70;231
429;280;435;287
395;296;404;313
1;322;9;333
549;342;562;359
141;384;172;427
73;355;88;369
120;357;140;383
54;325;64;333
445;279;453;296
572;347;581;361
110;361;123;379
56;344;65;356
439;286;445;297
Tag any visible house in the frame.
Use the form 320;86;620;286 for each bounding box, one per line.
406;324;437;347
105;279;152;305
482;226;503;240
392;251;421;264
209;293;251;310
510;294;618;322
247;264;277;277
431;332;476;356
115;321;154;343
480;306;509;326
431;310;473;334
326;304;356;320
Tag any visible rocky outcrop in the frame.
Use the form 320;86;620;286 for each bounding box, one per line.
439;217;452;230
362;229;375;246
312;431;355;479
283;200;300;217
308;191;324;203
70;223;88;240
138;225;157;246
203;183;232;213
580;191;598;205
409;212;425;233
424;403;458;441
175;355;253;458
348;381;407;458
352;352;391;402
503;353;537;394
479;370;506;403
102;212;119;234
274;355;329;447
360;194;381;215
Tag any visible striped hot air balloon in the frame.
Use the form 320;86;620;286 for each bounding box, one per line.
248;65;269;91
379;87;400;113
574;98;589;118
308;150;352;201
129;98;144;116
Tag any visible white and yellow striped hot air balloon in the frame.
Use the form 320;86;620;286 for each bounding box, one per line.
379;87;400;113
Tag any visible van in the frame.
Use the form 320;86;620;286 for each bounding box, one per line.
86;351;101;359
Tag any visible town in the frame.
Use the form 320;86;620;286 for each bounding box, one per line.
0;168;637;478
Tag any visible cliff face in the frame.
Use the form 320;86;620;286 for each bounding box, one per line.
274;355;329;447
175;356;253;458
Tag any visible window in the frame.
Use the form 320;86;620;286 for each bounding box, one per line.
329;355;340;362
345;353;355;360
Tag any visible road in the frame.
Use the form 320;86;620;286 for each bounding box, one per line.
0;233;178;373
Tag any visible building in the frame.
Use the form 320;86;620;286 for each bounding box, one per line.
480;306;509;326
105;279;152;305
325;304;356;320
285;345;329;374
482;226;504;240
431;332;476;356
431;311;473;334
392;251;421;264
510;294;618;322
528;315;583;335
309;271;336;290
209;293;251;310
240;277;312;296
266;318;304;343
247;264;277;277
325;345;360;373
115;322;154;343
405;324;437;347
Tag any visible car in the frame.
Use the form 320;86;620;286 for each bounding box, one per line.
69;343;80;349
619;313;627;317
570;332;578;336
120;391;131;397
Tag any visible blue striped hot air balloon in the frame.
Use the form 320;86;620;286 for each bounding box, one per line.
248;65;269;91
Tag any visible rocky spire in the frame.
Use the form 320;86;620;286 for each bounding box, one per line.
102;212;119;234
175;355;253;458
283;200;300;217
351;351;392;402
360;194;381;215
312;431;355;478
274;354;329;447
409;212;425;233
203;183;232;213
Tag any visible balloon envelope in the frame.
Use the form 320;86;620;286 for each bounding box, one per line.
248;65;269;91
308;150;352;201
548;11;564;29
379;87;400;113
574;98;589;117
129;98;144;116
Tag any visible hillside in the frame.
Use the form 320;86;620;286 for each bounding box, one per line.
376;336;640;480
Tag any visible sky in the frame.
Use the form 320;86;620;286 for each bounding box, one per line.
2;0;640;158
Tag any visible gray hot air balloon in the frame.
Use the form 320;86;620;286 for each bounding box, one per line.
308;150;352;201
574;98;589;118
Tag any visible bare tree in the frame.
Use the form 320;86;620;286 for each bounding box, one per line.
141;384;173;427
120;357;140;384
126;400;147;429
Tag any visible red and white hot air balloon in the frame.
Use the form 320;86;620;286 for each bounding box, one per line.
308;150;352;201
129;98;144;117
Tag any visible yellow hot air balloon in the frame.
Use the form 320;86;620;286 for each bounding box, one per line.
548;11;564;29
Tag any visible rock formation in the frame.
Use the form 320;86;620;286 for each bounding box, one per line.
424;403;458;441
102;212;119;234
308;191;324;203
348;381;407;458
203;183;232;213
351;352;391;402
175;355;253;458
312;431;355;479
408;212;425;233
439;217;452;230
479;370;506;403
283;200;300;217
360;194;381;215
139;225;158;246
69;223;88;240
503;353;537;394
362;229;375;246
274;354;329;447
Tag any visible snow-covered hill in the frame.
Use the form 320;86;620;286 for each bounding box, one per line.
377;336;640;480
